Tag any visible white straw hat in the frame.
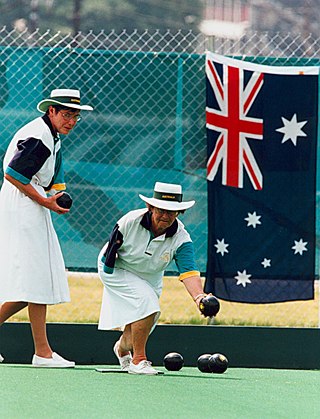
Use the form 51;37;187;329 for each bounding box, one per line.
37;88;93;112
139;182;195;211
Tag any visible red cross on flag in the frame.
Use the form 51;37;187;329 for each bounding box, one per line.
206;52;264;190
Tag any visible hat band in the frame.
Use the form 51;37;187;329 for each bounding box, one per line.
153;191;182;202
50;96;81;104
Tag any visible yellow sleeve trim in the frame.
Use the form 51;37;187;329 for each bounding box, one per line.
179;271;201;281
52;183;66;191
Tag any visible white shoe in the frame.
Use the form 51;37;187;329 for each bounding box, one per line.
128;360;159;375
32;352;75;368
0;354;3;363
113;341;132;371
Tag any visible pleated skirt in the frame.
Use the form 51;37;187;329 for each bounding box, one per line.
98;250;161;330
0;180;70;304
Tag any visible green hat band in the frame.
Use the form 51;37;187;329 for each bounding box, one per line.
51;96;81;104
153;191;182;202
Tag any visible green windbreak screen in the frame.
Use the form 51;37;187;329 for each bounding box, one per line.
0;47;206;271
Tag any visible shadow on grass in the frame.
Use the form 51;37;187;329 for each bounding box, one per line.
160;372;241;380
3;364;241;381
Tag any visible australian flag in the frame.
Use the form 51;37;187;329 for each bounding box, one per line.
205;52;319;303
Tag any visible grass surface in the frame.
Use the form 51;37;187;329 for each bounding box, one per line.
1;364;320;419
7;274;319;327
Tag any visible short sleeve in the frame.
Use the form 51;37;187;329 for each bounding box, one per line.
174;241;199;277
5;137;51;184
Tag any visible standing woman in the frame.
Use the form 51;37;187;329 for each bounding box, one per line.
0;89;93;367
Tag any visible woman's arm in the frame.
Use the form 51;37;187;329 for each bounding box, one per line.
182;274;205;308
4;173;69;214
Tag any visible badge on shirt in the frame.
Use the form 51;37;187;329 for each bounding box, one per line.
160;251;171;263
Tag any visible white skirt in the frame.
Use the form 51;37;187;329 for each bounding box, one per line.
0;180;70;304
98;255;161;330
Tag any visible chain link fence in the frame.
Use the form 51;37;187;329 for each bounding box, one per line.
1;27;319;326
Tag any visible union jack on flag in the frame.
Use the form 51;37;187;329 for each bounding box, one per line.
205;52;319;303
206;54;264;189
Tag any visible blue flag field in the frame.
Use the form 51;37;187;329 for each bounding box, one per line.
205;52;319;303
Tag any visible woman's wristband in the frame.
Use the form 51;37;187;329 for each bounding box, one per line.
193;293;206;302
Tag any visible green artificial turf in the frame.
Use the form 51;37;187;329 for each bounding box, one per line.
1;365;320;418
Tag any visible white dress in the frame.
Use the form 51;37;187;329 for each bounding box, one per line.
0;117;70;304
98;209;197;330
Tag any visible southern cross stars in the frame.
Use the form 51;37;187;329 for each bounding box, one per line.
292;239;308;255
214;238;229;256
235;270;252;287
261;258;271;268
276;113;307;146
245;211;261;228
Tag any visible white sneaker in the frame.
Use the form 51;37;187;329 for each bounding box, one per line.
0;354;3;363
32;352;75;368
128;360;159;375
113;341;132;371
